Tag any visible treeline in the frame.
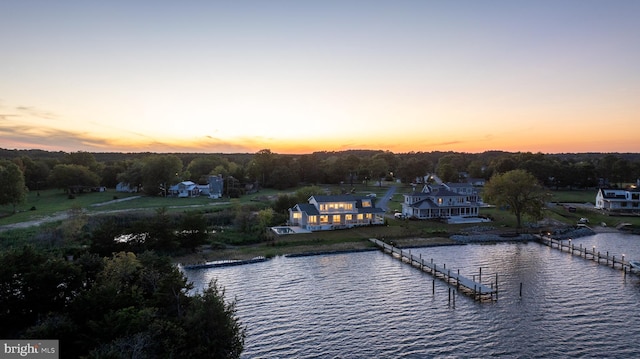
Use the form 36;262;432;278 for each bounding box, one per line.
2;148;640;200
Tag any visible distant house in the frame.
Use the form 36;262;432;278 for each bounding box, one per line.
168;181;200;198
116;182;137;193
208;175;224;199
289;195;385;231
595;187;640;212
401;183;483;222
466;177;486;187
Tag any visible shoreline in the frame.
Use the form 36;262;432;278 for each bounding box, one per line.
175;225;623;266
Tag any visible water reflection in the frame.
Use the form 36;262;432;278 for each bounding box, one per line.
184;233;640;358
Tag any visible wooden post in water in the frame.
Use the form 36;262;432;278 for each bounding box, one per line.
453;290;456;308
432;279;435;294
479;267;482;284
457;269;460;289
496;273;499;299
606;251;609;266
519;282;523;297
448;288;451;304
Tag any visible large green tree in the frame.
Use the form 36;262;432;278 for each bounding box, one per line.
141;155;183;196
0;160;27;212
483;169;549;229
48;164;101;192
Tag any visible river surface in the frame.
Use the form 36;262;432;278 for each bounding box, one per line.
184;233;640;358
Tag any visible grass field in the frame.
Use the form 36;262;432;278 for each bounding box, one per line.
3;186;640;241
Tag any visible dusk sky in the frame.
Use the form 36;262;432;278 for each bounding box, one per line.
1;1;639;154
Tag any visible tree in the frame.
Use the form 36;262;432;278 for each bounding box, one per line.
483;169;549;229
141;155;183;196
19;156;50;190
249;149;275;187
0;160;27;213
63;151;103;173
48;164;101;193
181;281;245;358
187;156;229;184
117;160;145;192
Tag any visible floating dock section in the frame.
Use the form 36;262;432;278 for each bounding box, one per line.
369;238;497;302
537;235;635;274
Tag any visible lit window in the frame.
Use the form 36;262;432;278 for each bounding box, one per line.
333;215;341;223
320;215;329;223
345;214;352;221
293;212;301;219
362;200;371;207
308;216;318;224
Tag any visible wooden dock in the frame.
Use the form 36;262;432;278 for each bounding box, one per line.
537;235;635;274
369;238;497;302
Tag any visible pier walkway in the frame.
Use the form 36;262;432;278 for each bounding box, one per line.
369;238;497;301
537;235;635;274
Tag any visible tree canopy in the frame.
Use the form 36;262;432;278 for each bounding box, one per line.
0;248;245;358
482;169;550;229
0;160;27;212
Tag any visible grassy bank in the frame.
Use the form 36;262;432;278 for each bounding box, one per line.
4;187;640;264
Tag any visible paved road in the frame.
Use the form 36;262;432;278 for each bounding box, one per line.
0;198;230;232
376;185;398;211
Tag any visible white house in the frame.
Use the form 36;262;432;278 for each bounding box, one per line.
289;195;385;231
595;187;640;212
168;181;200;198
116;182;137;193
401;183;483;223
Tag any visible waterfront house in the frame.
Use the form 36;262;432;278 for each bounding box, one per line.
289;195;385;231
401;183;484;223
595;187;640;213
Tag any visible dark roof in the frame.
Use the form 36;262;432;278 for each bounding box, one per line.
293;203;319;215
429;188;462;197
359;206;385;214
445;182;473;188
310;195;369;202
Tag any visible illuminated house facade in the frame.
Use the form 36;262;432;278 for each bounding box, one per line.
595;187;640;212
401;183;481;221
289;195;385;231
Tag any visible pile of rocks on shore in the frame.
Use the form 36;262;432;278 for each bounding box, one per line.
450;225;596;244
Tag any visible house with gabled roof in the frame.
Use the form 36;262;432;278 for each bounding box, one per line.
289;195;385;231
168;181;200;198
595;187;640;212
401;183;485;223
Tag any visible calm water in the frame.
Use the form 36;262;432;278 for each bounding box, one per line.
184;233;640;358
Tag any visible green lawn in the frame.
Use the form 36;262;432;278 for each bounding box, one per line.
549;189;598;204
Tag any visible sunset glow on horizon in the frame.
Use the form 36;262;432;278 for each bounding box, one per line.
1;1;639;155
